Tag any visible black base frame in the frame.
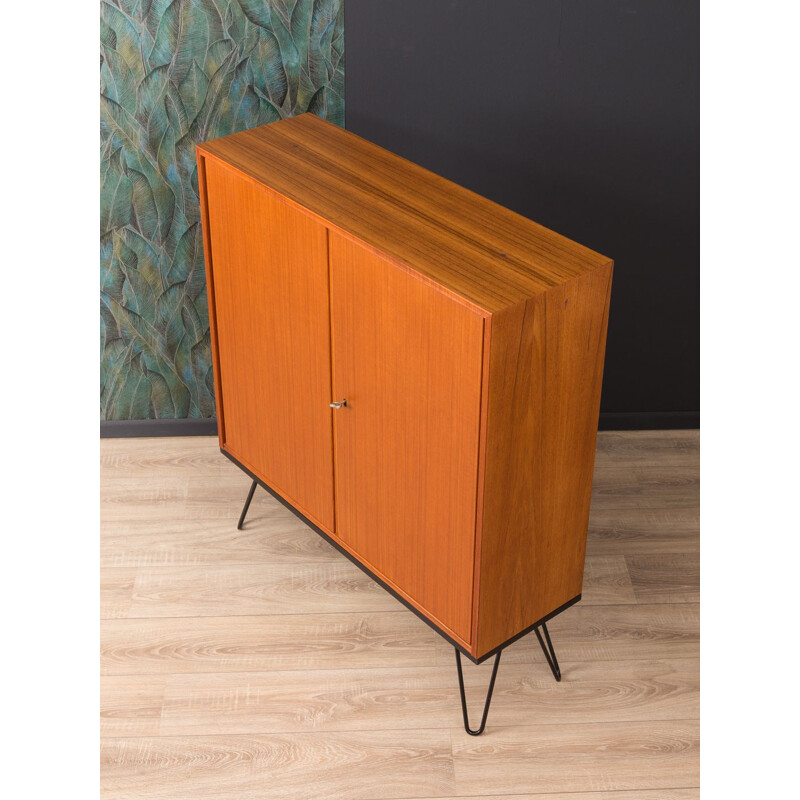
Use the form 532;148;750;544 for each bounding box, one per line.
231;458;572;734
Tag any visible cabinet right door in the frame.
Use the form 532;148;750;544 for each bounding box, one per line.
329;232;485;643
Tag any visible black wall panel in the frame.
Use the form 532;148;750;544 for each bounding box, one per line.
345;0;699;422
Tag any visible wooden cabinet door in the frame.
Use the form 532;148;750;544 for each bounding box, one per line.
329;232;485;642
204;158;335;532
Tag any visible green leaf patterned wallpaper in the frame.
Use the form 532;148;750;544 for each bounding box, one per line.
100;0;344;419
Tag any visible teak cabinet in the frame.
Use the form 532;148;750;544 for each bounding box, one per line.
197;113;612;664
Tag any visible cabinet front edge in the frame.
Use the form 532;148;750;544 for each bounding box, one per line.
196;151;226;448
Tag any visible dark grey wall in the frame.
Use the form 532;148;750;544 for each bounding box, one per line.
345;0;699;424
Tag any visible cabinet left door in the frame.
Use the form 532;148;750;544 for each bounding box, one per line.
201;157;336;532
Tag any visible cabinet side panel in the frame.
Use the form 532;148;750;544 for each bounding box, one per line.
476;263;613;657
330;232;484;643
203;157;335;532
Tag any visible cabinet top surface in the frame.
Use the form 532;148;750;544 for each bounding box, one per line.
198;113;611;314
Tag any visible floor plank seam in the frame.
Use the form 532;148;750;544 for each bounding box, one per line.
356;789;702;800
99;599;700;623
100;656;701;677
99;597;702;623
100;653;700;678
100;716;702;740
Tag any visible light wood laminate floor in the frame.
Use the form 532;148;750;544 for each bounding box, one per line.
101;431;699;799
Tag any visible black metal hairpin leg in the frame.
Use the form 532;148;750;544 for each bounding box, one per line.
237;479;259;530
455;648;502;736
534;622;561;682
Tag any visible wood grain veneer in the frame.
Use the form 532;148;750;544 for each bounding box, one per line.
329;232;484;642
198;113;611;314
474;263;613;654
196;114;614;661
201;156;335;532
